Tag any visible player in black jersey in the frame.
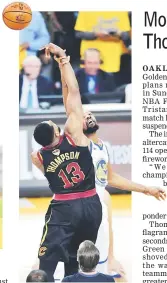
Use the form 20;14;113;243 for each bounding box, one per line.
31;43;102;282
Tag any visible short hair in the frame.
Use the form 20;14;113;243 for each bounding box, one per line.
33;122;54;147
26;270;48;282
77;240;100;272
23;55;42;67
84;48;101;59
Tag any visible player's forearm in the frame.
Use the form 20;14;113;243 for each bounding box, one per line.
61;58;83;117
61;60;80;96
60;68;68;112
108;172;147;193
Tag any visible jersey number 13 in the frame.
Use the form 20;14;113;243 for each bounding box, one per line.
58;162;85;189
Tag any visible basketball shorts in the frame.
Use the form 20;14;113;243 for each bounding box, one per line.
38;194;102;264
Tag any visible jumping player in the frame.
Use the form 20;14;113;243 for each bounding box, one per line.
31;44;102;282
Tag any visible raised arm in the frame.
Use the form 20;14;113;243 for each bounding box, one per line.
60;59;85;143
60;56;83;118
43;43;86;144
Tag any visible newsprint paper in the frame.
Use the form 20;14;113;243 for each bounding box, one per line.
0;1;167;283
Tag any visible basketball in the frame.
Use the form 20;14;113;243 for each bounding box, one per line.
2;2;32;30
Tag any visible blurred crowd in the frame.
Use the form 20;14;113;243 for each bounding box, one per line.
19;11;132;111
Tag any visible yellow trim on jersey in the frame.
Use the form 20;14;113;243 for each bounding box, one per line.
40;209;52;245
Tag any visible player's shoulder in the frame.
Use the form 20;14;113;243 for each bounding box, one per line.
98;139;107;150
98;272;115;282
91;139;108;152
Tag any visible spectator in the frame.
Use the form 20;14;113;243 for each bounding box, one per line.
19;56;56;110
19;12;50;70
19;12;50;56
26;270;48;282
47;12;80;84
76;48;116;96
49;12;79;61
74;12;131;76
62;240;116;282
118;12;132;86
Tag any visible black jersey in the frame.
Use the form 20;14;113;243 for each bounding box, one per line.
39;134;95;195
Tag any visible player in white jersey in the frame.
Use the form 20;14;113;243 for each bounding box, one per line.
89;139;113;273
83;112;123;278
83;111;166;278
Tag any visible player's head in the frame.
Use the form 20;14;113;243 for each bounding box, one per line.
33;120;61;147
77;240;100;272
26;270;48;282
83;111;99;136
23;55;42;80
84;48;101;75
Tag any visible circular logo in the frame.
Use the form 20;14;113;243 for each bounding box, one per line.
96;159;108;184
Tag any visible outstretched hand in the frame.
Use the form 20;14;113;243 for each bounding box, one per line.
144;187;166;201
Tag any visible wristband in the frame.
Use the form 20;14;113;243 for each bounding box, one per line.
54;55;70;65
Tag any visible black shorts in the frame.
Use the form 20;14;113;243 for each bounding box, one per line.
38;194;102;263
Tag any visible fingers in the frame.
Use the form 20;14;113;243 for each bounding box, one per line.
118;264;126;275
159;192;166;201
39;43;54;54
155;192;166;201
160;193;166;200
45;47;51;59
157;188;166;200
149;187;166;201
40;44;52;58
39;44;49;51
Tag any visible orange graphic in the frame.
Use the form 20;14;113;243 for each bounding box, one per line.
2;2;32;30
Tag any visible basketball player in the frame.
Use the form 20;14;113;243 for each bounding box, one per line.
59;57;166;279
31;43;102;282
82;110;166;276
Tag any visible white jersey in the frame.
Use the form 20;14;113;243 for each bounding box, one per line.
90;139;110;264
